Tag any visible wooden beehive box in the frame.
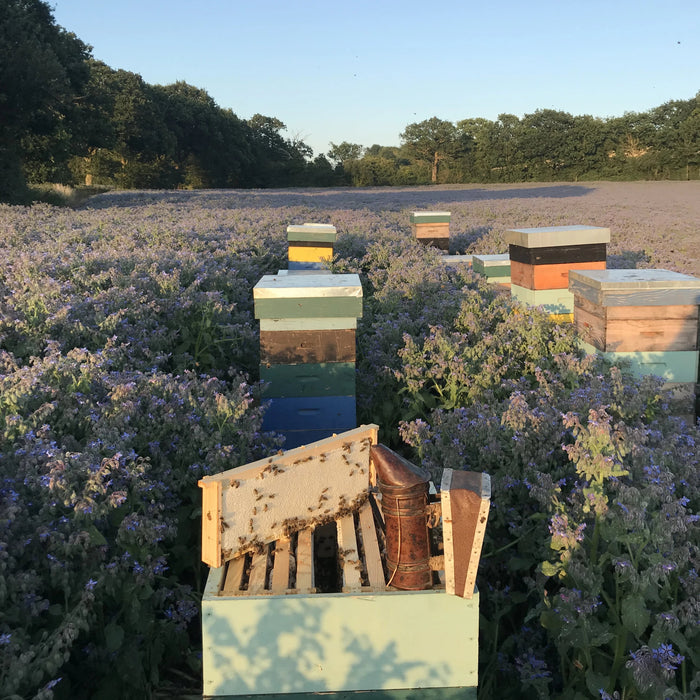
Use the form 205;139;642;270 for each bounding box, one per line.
472;253;511;285
571;269;700;390
410;211;451;251
253;272;362;321
287;223;337;271
200;428;489;698
254;272;363;447
506;226;609;310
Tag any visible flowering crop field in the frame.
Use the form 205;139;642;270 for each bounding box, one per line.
0;182;698;700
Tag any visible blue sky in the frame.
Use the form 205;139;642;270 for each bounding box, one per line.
52;0;699;158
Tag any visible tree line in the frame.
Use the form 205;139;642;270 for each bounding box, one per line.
2;0;699;203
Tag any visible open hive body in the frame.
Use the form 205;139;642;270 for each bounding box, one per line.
506;225;610;322
200;426;486;698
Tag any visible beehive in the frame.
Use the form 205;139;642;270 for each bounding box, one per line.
506;225;610;320
472;253;511;286
571;269;700;416
200;427;483;698
287;223;336;270
410;211;451;251
254;272;363;447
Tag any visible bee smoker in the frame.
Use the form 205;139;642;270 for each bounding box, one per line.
370;443;432;590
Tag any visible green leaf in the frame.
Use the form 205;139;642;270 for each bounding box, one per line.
585;669;610;698
621;594;650;638
87;525;108;546
104;622;124;652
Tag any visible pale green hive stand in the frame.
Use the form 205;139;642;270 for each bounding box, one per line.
202;567;479;699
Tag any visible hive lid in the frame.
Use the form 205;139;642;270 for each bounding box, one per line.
253;273;362;299
505;225;610;248
570;269;700;306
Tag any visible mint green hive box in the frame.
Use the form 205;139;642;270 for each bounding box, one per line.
472;254;511;283
202;570;479;698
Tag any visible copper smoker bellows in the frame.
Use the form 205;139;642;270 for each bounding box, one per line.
371;444;432;590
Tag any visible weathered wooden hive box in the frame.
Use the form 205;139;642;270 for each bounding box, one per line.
254;272;363;448
506;225;610;321
472;253;511;286
571;268;700;416
199;425;489;699
287;223;337;271
410;211;451;251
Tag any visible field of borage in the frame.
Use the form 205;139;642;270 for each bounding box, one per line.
0;182;698;700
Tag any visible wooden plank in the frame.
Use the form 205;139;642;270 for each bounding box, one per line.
260;329;356;364
270;538;291;593
260;362;356;398
295;527;315;592
575;303;607;349
336;513;362;591
247;547;269;594
410;211;451;223
412;223;450;238
287;223;337;243
358;500;385;589
220;555;245;595
472;253;510;271
259;317;358;332
254;297;363;320
505;225;610;248
479;266;511;278
604;318;696;352
261;395;356;431
200;480;222;569
574;294;698;321
199;425;379;562
509;242;607;265
288;243;334;263
253;273;362;299
569;269;700;307
440;469;490;599
511;260;606;290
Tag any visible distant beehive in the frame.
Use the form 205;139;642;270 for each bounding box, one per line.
287;223;336;270
472;253;511;287
254;271;363;447
571;268;700;418
506;225;610;322
410;211;450;251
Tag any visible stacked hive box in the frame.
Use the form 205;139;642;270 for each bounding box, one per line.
570;269;700;417
472;253;511;287
254;272;363;448
410;211;451;251
506;225;610;322
287;223;336;271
